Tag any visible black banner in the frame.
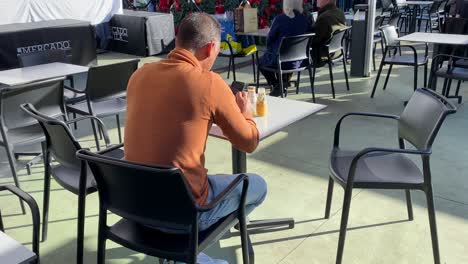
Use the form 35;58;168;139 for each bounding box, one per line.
0;19;97;70
108;13;147;56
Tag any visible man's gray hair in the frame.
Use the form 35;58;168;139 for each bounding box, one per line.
177;12;221;51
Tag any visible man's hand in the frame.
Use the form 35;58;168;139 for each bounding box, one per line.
236;91;251;114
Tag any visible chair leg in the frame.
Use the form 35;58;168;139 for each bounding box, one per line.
371;58;386;98
256;64;260;90
239;215;251;264
405;190;414;221
279;71;285;98
336;187;354;264
0;209;4;232
342;51;350;91
325;177;334;219
77;192;87;264
308;67;316;103
373;43;377;71
4;145;26;214
227;57;232;79
445;79;453;97
424;63;428;88
116;114;122;143
441;78;449;97
232;57;237;82
383;64;394;91
327;55;336;99
251;54;256;83
97;209;107;264
425;186;441;264
455;80;462;103
42;144;51;242
73;112;78;130
296;72;301;94
413;64;419;91
90;119;101;151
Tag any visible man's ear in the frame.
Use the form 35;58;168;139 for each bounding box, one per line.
205;41;216;57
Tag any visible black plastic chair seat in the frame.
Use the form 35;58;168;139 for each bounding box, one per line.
219;51;256;58
107;213;237;261
0;124;44;147
454;59;468;67
258;64;310;74
435;66;468;81
383;54;427;65
64;89;86;104
330;149;423;187
50;165;97;195
67;98;126;117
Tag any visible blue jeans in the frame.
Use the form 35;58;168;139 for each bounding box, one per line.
199;173;268;231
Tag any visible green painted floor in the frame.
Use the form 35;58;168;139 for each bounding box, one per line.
1;49;467;264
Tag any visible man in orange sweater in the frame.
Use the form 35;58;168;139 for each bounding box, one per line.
125;12;267;263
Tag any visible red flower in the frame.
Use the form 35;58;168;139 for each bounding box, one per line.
269;4;276;11
215;4;225;14
250;0;261;5
263;7;271;17
259;16;268;29
269;0;280;4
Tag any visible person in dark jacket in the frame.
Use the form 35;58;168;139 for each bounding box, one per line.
311;0;346;65
259;0;313;96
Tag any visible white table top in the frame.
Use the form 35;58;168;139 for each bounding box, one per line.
0;231;36;264
398;32;468;45
400;1;433;5
236;28;270;38
209;96;326;141
0;62;89;86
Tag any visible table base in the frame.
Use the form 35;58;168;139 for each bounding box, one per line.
232;147;296;231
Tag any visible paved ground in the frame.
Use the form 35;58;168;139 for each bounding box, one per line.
0;47;467;264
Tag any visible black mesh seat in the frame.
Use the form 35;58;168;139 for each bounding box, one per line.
371;25;429;99
77;146;254;264
67;59;139;149
257;33;316;100
325;88;456;264
21;103;119;264
330;149;423;186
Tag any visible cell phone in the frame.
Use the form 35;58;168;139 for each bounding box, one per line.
230;81;246;95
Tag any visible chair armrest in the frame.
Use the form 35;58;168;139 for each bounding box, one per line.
197;174;249;212
64;85;86;94
334;112;399;148
0;185;40;257
66;116;111;147
346;147;431;184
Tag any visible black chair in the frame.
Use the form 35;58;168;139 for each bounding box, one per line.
371;25;429;98
325;88;456;264
219;40;259;82
320;27;351;98
430;54;468;103
373;16;386;71
0;185;40;264
417;0;444;32
0;78;66;213
257;33;316;100
66;59;139;149
76;146;254;264
21;103;120;264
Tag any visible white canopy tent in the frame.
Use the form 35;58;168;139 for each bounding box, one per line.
0;0;123;25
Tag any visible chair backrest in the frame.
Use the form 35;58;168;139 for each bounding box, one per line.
429;0;443;14
381;25;399;46
387;13;401;27
86;59;139;102
0;79;65;130
21;103;81;168
326;27;348;53
18;49;70;67
375;15;385;31
277;33;314;64
76;149;199;229
398;88;456;150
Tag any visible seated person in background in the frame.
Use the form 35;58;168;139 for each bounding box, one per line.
124;13;267;264
311;0;346;66
259;0;313;97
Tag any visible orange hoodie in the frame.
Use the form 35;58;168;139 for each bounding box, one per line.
124;48;259;205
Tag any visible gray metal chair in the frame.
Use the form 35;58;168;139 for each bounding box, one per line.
320;27;351;98
76;146;254;264
325;88;456;264
257;33;316;100
371;25;429;98
0;185;40;264
430;54;468;103
373;16;386;71
0;78;66;213
66;59;139;150
21;103;121;264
